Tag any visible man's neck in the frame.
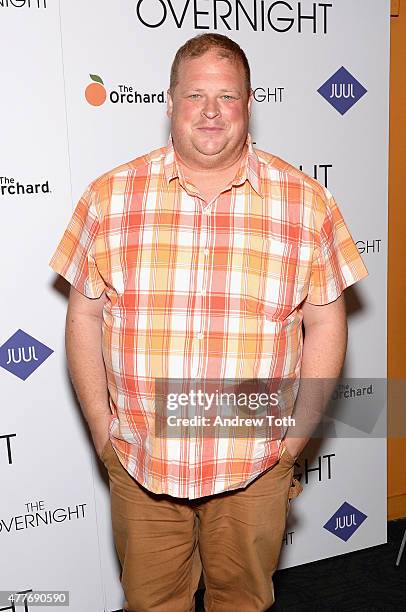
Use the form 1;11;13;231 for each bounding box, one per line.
178;151;247;204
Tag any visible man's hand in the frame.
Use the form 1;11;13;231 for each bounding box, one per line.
283;293;347;460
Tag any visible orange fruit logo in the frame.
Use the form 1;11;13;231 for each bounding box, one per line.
85;74;107;106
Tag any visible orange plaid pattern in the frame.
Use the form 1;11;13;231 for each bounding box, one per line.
50;135;368;498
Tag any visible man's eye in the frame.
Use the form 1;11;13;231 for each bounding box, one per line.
222;95;235;101
188;94;201;99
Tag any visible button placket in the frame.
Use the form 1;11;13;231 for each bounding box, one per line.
194;203;212;346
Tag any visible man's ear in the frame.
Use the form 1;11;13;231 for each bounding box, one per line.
247;88;253;117
167;89;173;118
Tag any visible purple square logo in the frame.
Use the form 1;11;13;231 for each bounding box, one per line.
0;329;53;381
318;67;367;115
323;501;367;542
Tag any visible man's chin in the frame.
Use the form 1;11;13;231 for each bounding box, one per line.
198;149;224;158
191;134;227;154
193;143;226;158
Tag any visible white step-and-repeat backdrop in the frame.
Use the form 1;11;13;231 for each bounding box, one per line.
0;1;389;611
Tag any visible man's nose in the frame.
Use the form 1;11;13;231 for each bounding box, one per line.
201;98;220;119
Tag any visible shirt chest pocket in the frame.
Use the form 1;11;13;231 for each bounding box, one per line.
240;236;311;322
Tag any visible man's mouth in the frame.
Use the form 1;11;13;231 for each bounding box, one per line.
196;126;224;132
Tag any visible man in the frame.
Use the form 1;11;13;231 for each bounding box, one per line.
50;34;368;611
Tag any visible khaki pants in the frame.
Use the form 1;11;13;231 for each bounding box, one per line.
101;441;302;612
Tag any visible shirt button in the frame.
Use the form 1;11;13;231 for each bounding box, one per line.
202;208;210;215
200;289;206;296
204;249;209;256
197;332;204;340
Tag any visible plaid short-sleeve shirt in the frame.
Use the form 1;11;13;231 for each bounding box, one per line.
50;135;368;499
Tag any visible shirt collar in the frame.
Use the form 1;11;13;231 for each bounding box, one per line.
163;133;263;198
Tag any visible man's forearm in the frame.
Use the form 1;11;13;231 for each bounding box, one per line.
65;309;111;454
283;307;347;459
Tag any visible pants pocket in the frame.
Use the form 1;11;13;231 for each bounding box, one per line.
279;445;296;468
100;438;112;464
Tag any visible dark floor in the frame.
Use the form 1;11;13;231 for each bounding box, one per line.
195;519;406;611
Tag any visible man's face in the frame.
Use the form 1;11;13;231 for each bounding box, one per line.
167;50;252;170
